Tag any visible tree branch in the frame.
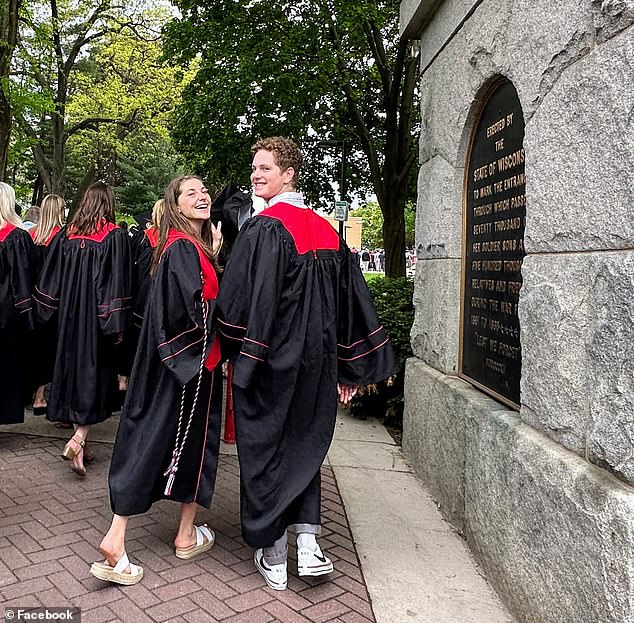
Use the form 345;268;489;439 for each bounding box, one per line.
13;110;53;189
361;19;390;98
63;2;112;78
396;47;419;174
65;109;140;141
316;3;384;204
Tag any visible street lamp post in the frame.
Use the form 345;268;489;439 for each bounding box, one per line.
317;139;347;240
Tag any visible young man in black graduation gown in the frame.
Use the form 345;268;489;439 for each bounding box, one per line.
217;137;397;591
0;183;35;424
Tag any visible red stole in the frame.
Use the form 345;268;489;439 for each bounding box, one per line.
163;229;220;371
30;225;61;246
0;223;17;242
68;220;117;241
145;225;159;248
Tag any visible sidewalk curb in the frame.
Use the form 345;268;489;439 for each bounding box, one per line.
328;410;515;623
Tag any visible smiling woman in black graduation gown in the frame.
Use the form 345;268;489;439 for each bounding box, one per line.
90;175;223;586
33;182;131;478
0;182;35;425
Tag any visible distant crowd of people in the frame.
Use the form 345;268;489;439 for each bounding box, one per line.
350;247;385;272
0;137;396;591
349;247;417;275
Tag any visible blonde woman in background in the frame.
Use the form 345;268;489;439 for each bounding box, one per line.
0;182;35;424
30;194;65;415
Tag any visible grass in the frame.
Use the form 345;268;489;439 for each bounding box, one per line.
363;272;383;282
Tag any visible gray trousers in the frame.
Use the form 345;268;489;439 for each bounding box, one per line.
263;523;320;565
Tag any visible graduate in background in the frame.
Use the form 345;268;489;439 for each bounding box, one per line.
129;198;163;331
91;175;223;586
29;193;65;415
217;137;398;591
0;182;35;425
34;182;131;478
116;198;165;401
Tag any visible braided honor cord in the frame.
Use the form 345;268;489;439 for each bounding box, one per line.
164;278;209;496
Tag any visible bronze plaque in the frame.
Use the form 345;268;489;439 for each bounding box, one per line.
460;79;526;409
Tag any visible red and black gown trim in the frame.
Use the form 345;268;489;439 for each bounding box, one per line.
217;202;397;547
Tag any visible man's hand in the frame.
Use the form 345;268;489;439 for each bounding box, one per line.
337;383;358;405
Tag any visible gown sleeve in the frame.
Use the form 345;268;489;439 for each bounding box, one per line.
33;227;65;325
2;229;35;331
153;239;215;386
337;246;398;386
96;228;132;335
216;217;287;390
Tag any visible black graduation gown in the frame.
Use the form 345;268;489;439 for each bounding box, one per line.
0;225;35;424
29;227;61;392
118;226;157;376
33;224;131;425
210;182;253;264
216;202;398;547
109;238;222;516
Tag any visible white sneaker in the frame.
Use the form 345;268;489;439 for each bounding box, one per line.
254;548;287;590
297;545;334;577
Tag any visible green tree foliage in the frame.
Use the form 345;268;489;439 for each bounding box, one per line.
113;134;185;215
354;199;416;249
350;276;414;425
10;0;186;200
62;26;195;209
404;200;416;248
163;0;419;277
353;201;384;249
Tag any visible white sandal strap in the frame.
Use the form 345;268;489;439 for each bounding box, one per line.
113;552;130;574
196;524;213;546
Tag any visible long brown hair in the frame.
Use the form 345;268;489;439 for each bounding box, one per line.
151;175;219;275
68;182;116;236
34;194;65;244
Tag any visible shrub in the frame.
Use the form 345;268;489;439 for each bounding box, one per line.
349;276;414;430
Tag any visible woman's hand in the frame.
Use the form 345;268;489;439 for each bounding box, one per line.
337;383;358;405
211;221;223;254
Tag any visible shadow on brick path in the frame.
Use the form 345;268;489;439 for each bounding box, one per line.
0;432;376;623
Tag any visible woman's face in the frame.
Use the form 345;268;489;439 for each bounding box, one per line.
177;178;211;224
251;149;294;201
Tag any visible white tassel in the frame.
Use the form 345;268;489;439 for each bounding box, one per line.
164;471;176;496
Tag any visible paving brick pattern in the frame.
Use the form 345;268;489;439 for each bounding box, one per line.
0;433;376;623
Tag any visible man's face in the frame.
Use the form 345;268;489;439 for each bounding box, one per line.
251;149;294;201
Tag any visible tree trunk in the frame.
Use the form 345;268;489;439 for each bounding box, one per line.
0;0;20;181
31;174;44;206
0;90;10;181
381;193;407;278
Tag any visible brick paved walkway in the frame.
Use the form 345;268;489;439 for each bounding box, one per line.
0;432;376;623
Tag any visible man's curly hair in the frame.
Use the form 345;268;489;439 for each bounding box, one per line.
251;136;302;189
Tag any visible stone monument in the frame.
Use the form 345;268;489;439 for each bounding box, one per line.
400;1;634;622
